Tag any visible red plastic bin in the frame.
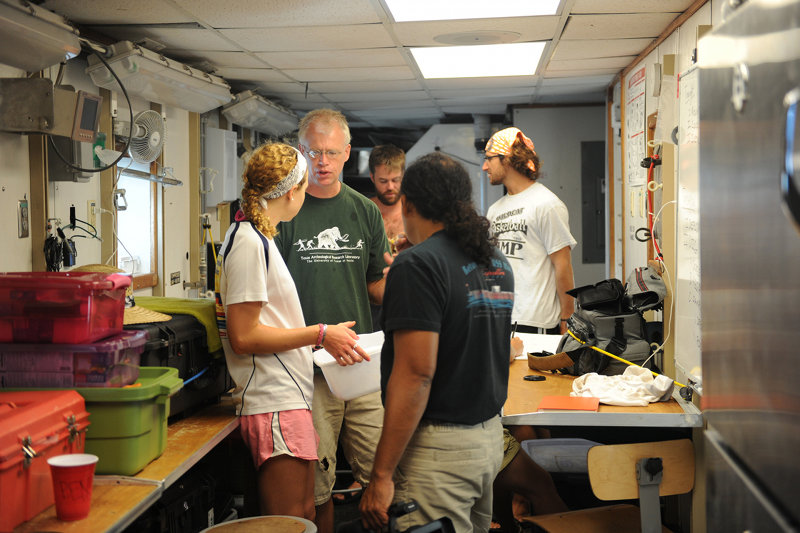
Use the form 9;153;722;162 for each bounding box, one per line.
0;390;90;532
0;272;130;344
0;330;146;388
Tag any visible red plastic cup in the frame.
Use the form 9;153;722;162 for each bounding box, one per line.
47;453;99;521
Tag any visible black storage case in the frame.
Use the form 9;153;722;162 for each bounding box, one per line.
125;314;229;419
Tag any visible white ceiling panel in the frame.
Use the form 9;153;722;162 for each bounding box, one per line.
92;27;239;51
32;0;699;132
393;17;560;46
256;49;406;69
429;87;537;99
169;51;266;69
551;38;653;60
440;104;510;116
280;66;414;83
213;68;289;82
547;57;634;71
311;80;425;93
543;68;621;78
571;0;694;14
332;91;431;103
563;13;680;40
174;0;380;28
541;74;616;87
424;76;539;90
339;101;435;112
41;0;191;24
221;25;394;52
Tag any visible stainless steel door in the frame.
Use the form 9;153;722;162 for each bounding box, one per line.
699;0;800;529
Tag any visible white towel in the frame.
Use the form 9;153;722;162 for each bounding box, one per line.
570;366;674;406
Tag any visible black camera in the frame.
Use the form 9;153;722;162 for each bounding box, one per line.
336;500;454;533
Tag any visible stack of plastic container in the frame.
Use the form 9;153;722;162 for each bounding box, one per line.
0;272;183;478
0;271;144;388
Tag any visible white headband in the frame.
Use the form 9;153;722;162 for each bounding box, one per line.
263;146;307;199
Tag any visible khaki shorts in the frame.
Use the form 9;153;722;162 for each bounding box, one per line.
393;415;504;533
312;373;384;506
501;427;521;471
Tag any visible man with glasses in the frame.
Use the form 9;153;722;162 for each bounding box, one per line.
483;127;576;336
275;108;389;533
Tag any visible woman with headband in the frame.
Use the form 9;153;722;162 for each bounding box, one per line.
215;142;363;519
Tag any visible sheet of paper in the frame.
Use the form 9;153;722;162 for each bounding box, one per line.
513;333;562;360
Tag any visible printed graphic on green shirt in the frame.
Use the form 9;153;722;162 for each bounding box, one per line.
291;225;364;264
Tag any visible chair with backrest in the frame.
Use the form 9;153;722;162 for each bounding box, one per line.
519;439;695;533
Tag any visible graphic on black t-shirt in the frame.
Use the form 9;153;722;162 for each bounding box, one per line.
463;257;514;314
292;225;364;264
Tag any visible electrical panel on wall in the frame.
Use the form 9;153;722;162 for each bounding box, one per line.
203;127;238;210
47;135;95;182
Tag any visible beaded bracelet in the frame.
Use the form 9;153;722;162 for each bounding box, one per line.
314;323;327;350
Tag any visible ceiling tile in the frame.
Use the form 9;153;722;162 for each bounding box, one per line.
311;80;424;93
168;51;266;69
220;25;394;52
440;103;509;115
551;38;652;60
255;48;406;69
563;13;679;40
393;17;560;46
331;91;430;102
41;0;191;24
174;0;381;28
543;68;621;78
214;68;288;82
429;87;537;99
281;66;414;83
547;56;633;71
424;76;539;90
571;0;694;14
91;26;238;51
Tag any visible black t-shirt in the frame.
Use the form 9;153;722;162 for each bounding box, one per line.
380;230;514;425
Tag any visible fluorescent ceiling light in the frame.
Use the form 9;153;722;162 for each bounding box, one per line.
0;1;80;72
385;0;560;22
222;90;298;136
86;41;233;114
411;42;546;79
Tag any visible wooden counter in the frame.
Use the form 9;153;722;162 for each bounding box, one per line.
15;401;239;533
502;360;702;428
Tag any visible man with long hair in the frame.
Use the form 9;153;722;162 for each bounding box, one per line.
361;153;513;532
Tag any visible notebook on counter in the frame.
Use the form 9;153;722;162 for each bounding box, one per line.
537;396;600;412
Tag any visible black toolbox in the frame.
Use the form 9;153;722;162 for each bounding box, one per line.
125;314;230;419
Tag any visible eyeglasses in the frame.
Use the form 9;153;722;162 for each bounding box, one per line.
304;148;343;160
484;154;504;162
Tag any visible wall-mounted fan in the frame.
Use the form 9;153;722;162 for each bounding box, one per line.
95;110;166;165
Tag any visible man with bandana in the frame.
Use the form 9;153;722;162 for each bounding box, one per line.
483;127;576;336
484;127;575;529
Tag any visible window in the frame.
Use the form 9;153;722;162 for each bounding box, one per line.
115;158;158;289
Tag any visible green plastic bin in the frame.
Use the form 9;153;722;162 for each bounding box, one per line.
75;366;183;475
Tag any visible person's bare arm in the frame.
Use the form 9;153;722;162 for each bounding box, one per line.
360;329;438;529
226;302;365;364
549;246;575;334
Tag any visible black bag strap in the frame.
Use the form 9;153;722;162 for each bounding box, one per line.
602;316;628;356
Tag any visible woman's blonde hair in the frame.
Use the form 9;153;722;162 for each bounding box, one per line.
241;142;306;238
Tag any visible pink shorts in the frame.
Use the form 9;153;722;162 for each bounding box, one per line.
239;409;319;470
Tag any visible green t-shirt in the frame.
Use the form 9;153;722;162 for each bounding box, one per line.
274;184;389;334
